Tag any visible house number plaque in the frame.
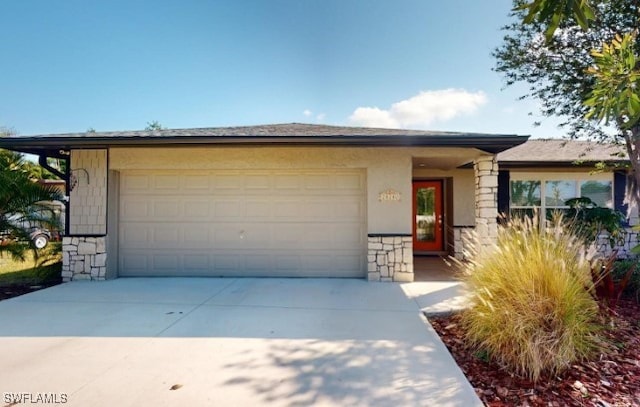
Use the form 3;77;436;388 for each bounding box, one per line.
378;189;401;202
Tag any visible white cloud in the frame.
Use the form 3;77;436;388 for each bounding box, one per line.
348;89;487;129
302;109;326;122
349;107;397;128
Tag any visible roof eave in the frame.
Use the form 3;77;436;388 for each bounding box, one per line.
499;160;629;168
0;134;529;155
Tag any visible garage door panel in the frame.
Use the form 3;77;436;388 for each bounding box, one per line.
273;200;301;219
122;174;150;191
183;227;210;247
275;255;301;270
304;174;331;189
305;223;338;243
333;201;364;219
275;175;301;189
245;254;272;271
152;226;180;247
119;169;366;277
304;201;334;219
272;224;305;247
245;175;271;189
215;174;243;190
335;173;364;189
121;253;148;274
183;174;210;190
334;255;362;273
121;198;150;219
213;224;246;248
337;225;366;246
184;201;210;217
303;255;332;272
214;200;243;218
243;226;272;249
245;200;272;219
183;254;210;271
120;224;151;247
152;201;180;218
302;199;364;220
214;254;241;272
153;174;180;190
152;254;179;271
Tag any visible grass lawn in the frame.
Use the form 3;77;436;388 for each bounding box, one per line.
0;244;62;299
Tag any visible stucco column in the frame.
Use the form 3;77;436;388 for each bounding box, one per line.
474;155;499;251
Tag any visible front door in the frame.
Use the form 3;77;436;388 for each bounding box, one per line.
413;181;444;252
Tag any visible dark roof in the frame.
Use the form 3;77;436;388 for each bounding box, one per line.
0;123;528;157
497;139;627;166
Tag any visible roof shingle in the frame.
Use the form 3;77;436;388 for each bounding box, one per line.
11;123;517;139
497;139;627;163
0;123;529;157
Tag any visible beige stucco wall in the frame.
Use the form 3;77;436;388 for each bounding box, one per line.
69;149;107;235
412;168;475;226
109;146;486;234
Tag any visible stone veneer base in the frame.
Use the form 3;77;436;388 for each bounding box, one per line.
367;235;413;282
453;226;475;260
452;226;640;261
62;236;107;281
595;229;639;259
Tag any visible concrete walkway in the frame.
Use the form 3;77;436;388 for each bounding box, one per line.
413;256;472;316
0;278;480;407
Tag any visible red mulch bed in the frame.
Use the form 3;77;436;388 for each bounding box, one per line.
0;283;57;301
430;301;640;406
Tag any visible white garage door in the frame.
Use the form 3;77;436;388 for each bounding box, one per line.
118;169;367;277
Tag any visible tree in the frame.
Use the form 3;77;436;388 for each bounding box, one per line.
517;0;596;42
0;149;63;261
145;121;164;131
1;128;61;180
495;0;640;208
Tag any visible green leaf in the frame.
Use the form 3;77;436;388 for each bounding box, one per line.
544;12;563;42
572;1;589;30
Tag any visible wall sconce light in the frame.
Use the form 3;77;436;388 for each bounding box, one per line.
69;168;90;192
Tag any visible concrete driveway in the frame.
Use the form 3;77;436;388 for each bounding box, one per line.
0;278;480;407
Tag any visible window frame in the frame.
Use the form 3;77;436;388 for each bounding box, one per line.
509;172;614;215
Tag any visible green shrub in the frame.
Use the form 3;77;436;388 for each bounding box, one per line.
460;215;602;381
612;260;640;302
34;242;62;285
564;197;626;248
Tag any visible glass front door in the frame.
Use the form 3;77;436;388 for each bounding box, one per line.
413;181;443;251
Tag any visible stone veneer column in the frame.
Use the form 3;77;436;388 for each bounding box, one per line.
453;226;475;260
62;236;107;281
367;235;413;282
474;156;499;251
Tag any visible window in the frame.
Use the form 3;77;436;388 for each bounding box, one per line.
580;180;613;207
509;173;613;218
510;180;540;218
511;180;541;207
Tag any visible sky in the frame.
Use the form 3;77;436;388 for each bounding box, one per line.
0;0;566;138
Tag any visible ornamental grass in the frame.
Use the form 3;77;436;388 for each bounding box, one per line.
459;215;602;381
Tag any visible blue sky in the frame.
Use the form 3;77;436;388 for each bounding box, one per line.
0;0;564;138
